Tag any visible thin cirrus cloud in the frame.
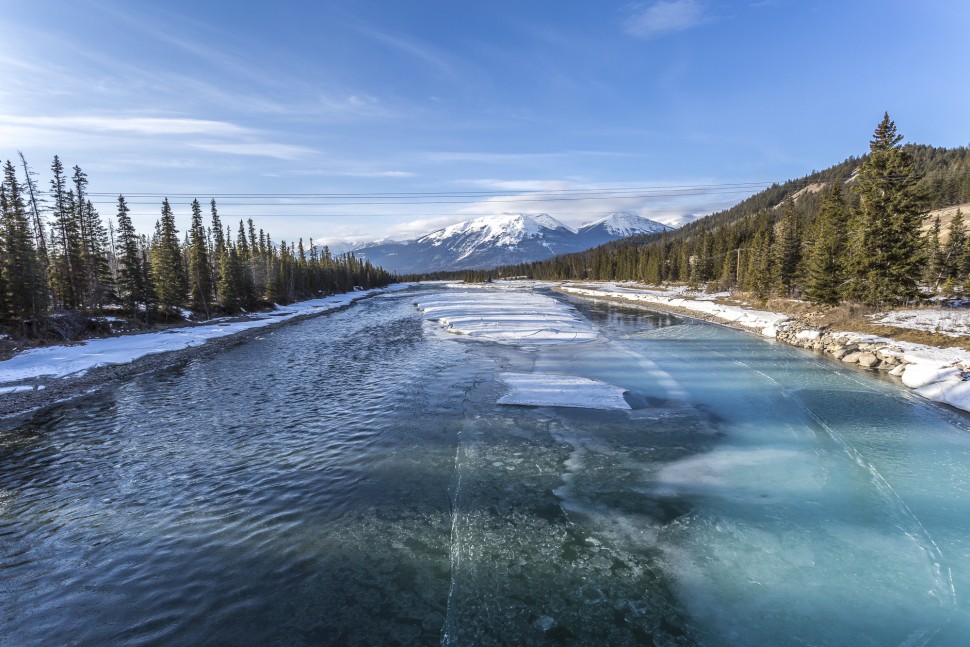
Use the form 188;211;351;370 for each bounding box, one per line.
623;0;711;39
190;141;316;160
0;114;250;137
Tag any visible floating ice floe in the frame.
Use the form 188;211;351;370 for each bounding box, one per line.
415;289;597;345
497;372;630;410
0;285;410;389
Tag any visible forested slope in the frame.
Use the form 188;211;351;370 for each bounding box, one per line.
480;116;970;307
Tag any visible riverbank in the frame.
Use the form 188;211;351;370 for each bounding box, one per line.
558;282;970;414
0;285;410;418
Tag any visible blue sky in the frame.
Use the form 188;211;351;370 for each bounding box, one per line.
2;0;968;248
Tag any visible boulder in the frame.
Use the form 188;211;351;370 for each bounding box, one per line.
842;351;863;364
857;352;880;369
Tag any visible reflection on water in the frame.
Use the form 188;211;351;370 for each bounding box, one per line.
1;287;970;646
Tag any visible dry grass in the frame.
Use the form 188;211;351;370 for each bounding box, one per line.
732;295;970;351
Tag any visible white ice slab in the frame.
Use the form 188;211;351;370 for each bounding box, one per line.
415;289;597;345
497;372;631;410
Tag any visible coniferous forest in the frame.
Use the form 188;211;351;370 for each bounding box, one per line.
466;115;970;307
0;155;394;339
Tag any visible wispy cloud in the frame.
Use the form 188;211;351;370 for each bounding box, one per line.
624;1;711;39
0;114;250;136
190;141;315;160
463;179;573;191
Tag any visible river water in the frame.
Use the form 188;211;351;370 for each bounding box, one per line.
2;285;970;646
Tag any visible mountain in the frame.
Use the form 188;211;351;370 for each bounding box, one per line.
576;212;670;248
351;212;671;273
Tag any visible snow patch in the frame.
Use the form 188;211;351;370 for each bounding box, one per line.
560;283;789;332
872;308;970;337
497;372;630;410
0;285;410;389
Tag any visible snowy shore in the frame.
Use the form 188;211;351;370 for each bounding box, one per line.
0;285;410;416
559;282;970;415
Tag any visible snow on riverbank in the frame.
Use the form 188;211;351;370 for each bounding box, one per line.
415;287;597;345
560;282;970;415
872;308;970;337
0;285;409;388
560;283;790;336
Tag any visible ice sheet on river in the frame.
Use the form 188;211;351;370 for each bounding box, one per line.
497;372;631;410
415;288;597;345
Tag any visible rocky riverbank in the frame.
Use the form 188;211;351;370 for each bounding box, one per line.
558;283;970;413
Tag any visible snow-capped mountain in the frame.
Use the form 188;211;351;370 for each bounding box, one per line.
576;212;670;248
352;212;671;274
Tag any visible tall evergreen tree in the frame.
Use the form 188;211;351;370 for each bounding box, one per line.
774;199;802;296
1;160;48;329
187;199;213;317
845;113;928;305
49;155;84;309
746;226;775;301
922;216;945;290
114;195;149;318
942;208;967;283
804;183;848;305
17;152;49;276
150;198;186;313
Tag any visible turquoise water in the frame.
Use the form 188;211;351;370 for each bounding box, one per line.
1;286;969;645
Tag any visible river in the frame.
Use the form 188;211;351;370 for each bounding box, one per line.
1;284;969;646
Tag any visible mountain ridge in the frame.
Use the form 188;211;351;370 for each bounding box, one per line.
352;212;670;273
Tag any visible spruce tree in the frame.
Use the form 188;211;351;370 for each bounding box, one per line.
804;183;848;305
150;198;186;313
187;199;213;317
846;113;927;305
922;216;944;290
774;199;802;296
1;161;48;330
18;152;49;277
217;244;240;313
114;195;149;317
49;156;84;309
747;226;775;301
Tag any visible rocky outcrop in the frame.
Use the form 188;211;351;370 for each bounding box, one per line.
774;323;913;373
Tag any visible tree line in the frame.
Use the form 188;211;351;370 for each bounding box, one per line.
468;115;970;308
0;155;394;338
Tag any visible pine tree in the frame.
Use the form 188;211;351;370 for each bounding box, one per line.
746;226;775;301
150;198;186;313
187;199;213;317
17;152;49;278
49;156;84;309
216;244;240;313
845;113;927;305
1;160;48;330
774;199;802;296
209;199;225;302
922;216;944;290
804;183;848;305
114;195;149;318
